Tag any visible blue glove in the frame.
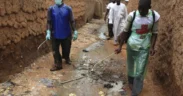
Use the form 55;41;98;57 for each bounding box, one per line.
46;30;51;40
73;30;78;41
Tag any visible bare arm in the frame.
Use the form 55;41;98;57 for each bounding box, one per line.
151;21;159;49
118;15;132;49
151;34;157;49
118;32;128;49
104;9;110;21
115;14;133;54
104;3;111;21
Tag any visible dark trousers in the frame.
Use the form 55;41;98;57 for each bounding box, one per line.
108;20;114;38
52;37;71;65
128;76;144;96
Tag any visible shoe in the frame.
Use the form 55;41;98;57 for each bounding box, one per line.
66;59;71;65
83;49;89;52
107;37;111;40
65;59;71;65
62;56;65;59
50;64;62;71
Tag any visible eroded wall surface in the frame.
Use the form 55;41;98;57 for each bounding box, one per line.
0;0;103;50
0;0;103;82
151;0;183;95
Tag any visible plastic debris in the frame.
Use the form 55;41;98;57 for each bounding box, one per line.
69;93;76;96
50;91;58;96
40;78;54;88
104;83;113;89
99;91;104;95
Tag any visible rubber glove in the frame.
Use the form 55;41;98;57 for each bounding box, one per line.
46;30;51;40
73;30;78;41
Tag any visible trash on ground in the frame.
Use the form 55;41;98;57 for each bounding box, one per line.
40;78;54;88
104;83;113;89
83;41;104;52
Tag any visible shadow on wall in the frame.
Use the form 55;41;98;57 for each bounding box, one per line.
0;35;51;83
85;0;104;23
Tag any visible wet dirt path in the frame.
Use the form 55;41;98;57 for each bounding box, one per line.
0;19;164;96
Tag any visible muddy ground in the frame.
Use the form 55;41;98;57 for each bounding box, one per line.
0;19;165;96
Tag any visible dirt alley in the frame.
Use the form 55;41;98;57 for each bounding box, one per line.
0;19;165;96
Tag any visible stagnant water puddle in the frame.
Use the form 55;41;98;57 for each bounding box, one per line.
52;41;126;96
53;24;126;96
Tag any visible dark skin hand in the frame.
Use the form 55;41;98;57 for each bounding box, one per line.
150;33;157;56
104;9;110;21
115;32;128;54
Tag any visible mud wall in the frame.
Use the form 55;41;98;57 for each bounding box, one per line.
0;0;48;49
0;0;103;50
103;0;109;12
128;0;183;95
127;0;138;12
151;0;183;95
0;0;103;82
85;0;103;22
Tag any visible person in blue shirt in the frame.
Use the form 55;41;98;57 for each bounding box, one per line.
46;0;78;71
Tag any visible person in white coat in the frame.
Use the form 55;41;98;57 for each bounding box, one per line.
108;0;128;45
104;0;116;40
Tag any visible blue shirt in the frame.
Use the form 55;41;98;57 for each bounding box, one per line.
47;4;74;39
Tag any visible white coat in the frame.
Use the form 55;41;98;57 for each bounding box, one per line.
109;3;128;44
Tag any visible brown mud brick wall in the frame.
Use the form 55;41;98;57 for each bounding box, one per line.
94;0;103;19
128;0;183;96
0;0;103;82
85;0;103;22
151;0;183;95
0;0;103;50
127;0;138;12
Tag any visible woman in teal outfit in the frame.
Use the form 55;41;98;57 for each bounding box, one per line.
115;0;160;96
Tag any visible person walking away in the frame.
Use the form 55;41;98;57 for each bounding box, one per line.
115;0;160;95
104;0;116;40
46;0;78;71
108;0;128;45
